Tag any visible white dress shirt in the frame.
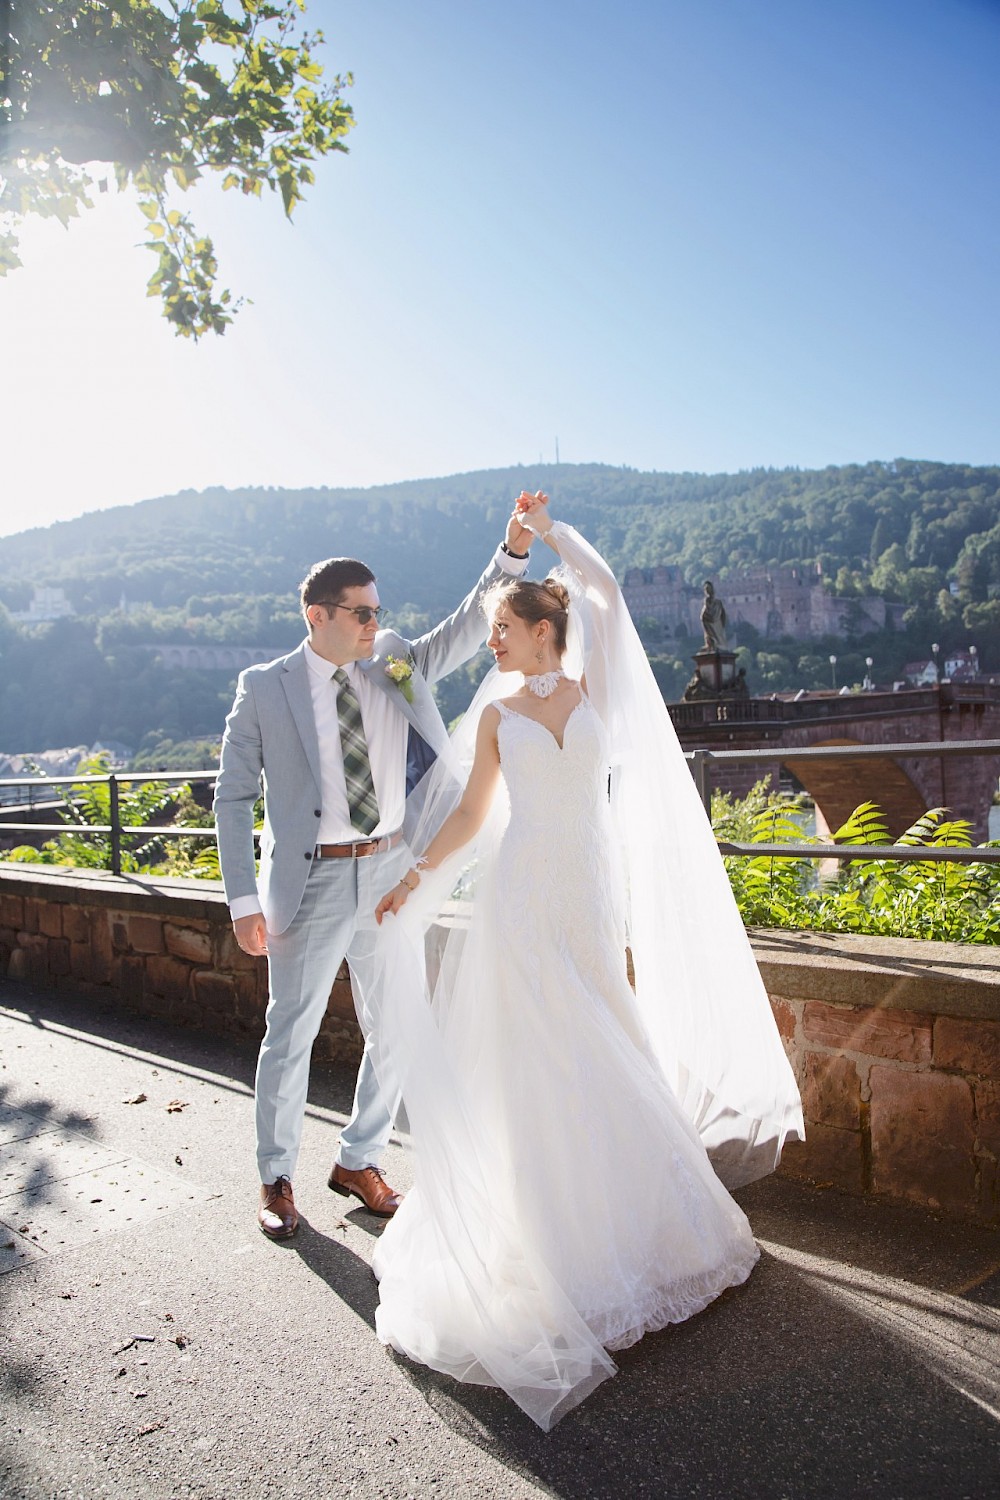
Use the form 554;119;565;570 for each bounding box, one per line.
305;646;408;844
228;545;528;921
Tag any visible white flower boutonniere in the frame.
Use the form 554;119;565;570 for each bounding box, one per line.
384;654;416;704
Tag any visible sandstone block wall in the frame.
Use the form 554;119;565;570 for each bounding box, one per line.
2;869;1000;1224
0;867;360;1064
755;929;1000;1223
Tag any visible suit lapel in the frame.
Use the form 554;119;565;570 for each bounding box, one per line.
281;644;323;793
360;646;451;758
359;648;421;731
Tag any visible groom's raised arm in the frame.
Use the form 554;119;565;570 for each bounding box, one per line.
411;510;535;685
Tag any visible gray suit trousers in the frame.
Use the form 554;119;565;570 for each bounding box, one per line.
255;842;411;1182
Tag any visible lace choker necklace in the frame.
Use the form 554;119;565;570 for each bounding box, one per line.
524;670;564;699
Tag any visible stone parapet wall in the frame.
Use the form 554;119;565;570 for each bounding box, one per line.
0;866;359;1064
2;868;999;1223
754;929;1000;1223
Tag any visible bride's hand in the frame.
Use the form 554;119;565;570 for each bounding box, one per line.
375;880;411;925
514;490;552;533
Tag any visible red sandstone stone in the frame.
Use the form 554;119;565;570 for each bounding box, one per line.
234;990;264;1024
0;894;24;929
329;977;358;1023
164;922;213;964
91;913;116;983
213;925;259;973
171;1001;207;1029
934;1017;1000;1080
7;948;28;981
193;970;237;1013
144;954;192;1002
977;1156;1000;1225
802;1002;932;1063
25;938;49;985
802;1051;862;1132
870;1065;976;1214
119;955;146;1004
973;1079;1000;1156
771;996;797;1043
127;914;165;955
69;944;94;983
47;938;71;976
316;1020;364;1067
21;900;39;935
61;905;89;945
778;1122;866;1194
37;903;62;939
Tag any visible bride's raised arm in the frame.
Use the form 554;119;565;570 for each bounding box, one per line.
514;491;626;726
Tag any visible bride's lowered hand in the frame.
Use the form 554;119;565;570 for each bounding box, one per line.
375;868;420;925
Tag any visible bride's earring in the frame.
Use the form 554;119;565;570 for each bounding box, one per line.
535;647;543;663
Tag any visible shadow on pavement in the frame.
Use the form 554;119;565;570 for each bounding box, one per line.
379;1247;1000;1500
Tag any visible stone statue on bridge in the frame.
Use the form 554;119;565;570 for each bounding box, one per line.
700;581;728;651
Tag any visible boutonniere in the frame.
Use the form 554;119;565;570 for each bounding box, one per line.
384;654;416;703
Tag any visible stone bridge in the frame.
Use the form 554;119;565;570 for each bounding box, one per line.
669;682;1000;840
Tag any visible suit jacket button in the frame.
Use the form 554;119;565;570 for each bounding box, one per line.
304;851;313;860
314;809;321;817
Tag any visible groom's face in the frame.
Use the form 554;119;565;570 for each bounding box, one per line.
309;583;381;664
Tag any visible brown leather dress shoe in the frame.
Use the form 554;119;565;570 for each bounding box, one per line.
258;1176;298;1240
328;1163;402;1217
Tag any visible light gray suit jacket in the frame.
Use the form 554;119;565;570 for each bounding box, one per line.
214;554;508;934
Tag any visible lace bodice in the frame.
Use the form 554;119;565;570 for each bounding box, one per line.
496;694;609;835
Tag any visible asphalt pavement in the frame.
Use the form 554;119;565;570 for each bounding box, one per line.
1;978;999;1500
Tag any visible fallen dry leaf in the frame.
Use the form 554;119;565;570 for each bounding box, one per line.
137;1421;165;1437
122;1093;147;1106
166;1100;188;1113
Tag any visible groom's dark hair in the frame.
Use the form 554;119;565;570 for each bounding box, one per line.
300;557;377;615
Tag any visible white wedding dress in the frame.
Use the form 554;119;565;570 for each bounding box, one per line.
356;523;803;1430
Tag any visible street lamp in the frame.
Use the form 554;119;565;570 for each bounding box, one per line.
931;642;940;682
864;656;874;690
829;653;837;690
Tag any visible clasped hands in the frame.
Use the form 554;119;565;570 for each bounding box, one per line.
514;489;552;535
506;490;551;551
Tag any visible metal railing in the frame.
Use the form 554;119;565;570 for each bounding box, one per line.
685;738;1000;865
0;770;223;877
2;737;1000;876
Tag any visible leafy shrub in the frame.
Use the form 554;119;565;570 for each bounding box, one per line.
713;786;1000;944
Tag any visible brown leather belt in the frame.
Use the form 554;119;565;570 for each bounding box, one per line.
314;831;403;859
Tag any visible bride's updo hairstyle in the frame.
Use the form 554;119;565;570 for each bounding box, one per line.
482;576;571;657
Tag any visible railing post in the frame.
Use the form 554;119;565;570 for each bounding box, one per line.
690;749;712;816
109;775;122;876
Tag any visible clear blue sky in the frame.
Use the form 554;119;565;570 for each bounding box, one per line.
1;0;998;536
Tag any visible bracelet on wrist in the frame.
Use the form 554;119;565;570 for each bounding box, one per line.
500;542;529;560
400;870;420;892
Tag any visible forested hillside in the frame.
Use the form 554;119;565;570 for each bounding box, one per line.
2;458;999;758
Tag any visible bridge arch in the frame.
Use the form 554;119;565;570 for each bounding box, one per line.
781;739;928;840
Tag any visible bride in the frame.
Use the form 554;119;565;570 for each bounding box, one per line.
356;493;803;1430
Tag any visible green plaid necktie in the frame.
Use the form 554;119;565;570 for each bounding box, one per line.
333;668;380;836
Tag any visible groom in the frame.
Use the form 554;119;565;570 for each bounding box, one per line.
214;508;535;1239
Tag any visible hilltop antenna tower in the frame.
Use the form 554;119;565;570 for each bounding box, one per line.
555;437;560;465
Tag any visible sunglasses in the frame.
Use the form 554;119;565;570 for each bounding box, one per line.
315;602;385;625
